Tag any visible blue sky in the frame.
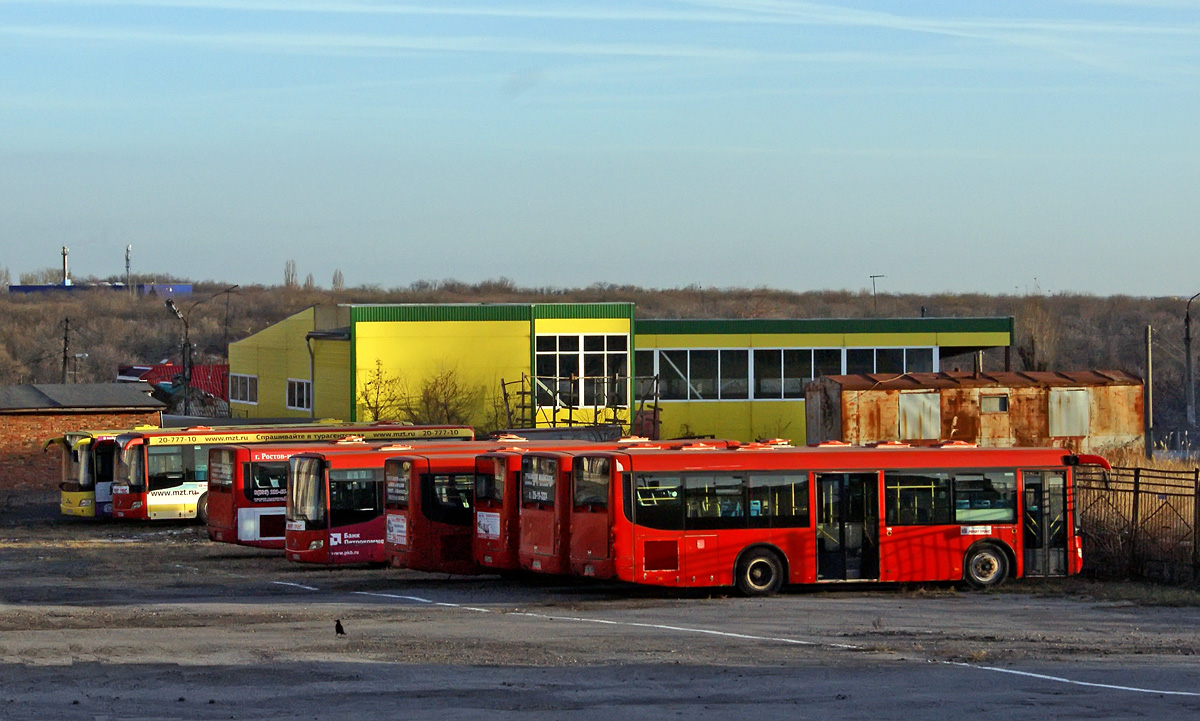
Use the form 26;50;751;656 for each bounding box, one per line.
2;1;1198;296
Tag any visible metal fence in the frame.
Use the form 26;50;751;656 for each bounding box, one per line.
1075;466;1200;583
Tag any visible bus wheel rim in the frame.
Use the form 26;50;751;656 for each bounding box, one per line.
748;559;774;589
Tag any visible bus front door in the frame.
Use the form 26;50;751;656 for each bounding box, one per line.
816;473;879;581
1023;471;1067;577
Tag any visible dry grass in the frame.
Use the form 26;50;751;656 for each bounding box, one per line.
1104;446;1199;472
1009;577;1200;607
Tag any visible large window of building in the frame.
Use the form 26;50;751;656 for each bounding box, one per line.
230;374;258;404
535;334;629;408
641;346;938;402
286;379;312;411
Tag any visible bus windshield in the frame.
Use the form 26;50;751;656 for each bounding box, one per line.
288;457;326;524
114;446;145;490
65;445;88;490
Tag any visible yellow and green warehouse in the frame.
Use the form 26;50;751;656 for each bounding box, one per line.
227;302;1013;442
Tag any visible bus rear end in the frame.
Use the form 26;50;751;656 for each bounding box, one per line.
208;446;293;548
473;452;522;572
569;454;619;579
518;452;574;575
385;454;478;574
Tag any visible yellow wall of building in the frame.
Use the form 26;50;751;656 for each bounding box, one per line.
228;307;316;419
312;339;351;420
654;400;806;443
353;320;532;426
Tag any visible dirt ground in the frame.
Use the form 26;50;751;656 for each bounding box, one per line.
3;492;1200;720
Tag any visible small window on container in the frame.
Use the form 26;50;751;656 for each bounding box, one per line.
981;395;1009;413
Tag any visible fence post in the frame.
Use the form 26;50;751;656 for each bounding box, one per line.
1193;467;1200;582
1128;467;1141;578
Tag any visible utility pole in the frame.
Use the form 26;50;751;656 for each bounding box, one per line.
61;318;70;383
125;245;132;296
1146;325;1153;459
869;275;885;313
1186;292;1200;428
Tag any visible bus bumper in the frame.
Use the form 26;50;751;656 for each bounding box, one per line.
60;491;96;518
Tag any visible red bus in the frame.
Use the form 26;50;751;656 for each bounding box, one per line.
286;447;392;565
384;450;481;574
111;423;473;521
286;440;491;565
565;443;1109;595
518;441;738;576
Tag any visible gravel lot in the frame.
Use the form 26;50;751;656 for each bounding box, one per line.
3;492;1200;720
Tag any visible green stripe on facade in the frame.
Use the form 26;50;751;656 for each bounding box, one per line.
347;303;635;324
349;304;534;324
635;316;1013;336
532;303;636;320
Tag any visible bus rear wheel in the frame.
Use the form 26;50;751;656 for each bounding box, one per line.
964;544;1008;589
735;548;784;597
196;493;209;525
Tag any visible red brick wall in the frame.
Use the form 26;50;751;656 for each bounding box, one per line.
0;411;161;493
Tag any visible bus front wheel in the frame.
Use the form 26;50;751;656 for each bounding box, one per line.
735;548;784;597
964;544;1008;589
196;493;209;525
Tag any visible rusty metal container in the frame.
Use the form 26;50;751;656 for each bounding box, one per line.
806;370;1143;454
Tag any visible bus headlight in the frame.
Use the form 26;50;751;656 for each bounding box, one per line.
79;499;93;507
308;540;325;550
132;501;143;510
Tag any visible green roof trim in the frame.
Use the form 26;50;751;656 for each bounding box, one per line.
532;303;636;320
635;316;1014;337
348;303;636;324
349;304;534;324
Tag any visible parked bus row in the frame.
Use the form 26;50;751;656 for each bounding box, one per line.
53;422;475;521
205;436;1109;596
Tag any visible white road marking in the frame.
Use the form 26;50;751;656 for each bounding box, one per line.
948;662;1200;697
272;581;319;591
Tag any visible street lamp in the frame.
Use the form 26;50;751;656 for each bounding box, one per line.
870;275;885;313
72;353;88;383
165;285;239;416
1187;291;1200;428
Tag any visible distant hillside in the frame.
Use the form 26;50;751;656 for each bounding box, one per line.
0;277;1177;436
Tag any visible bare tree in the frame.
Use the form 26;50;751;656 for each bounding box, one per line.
283;260;298;289
303;273;315;291
357;359;404;421
332;269;344;292
1015;294;1060;372
397;367;484;426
